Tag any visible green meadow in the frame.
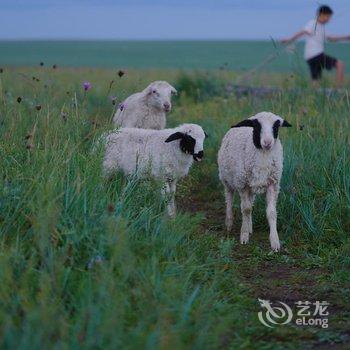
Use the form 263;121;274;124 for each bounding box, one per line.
1;40;350;71
0;58;349;348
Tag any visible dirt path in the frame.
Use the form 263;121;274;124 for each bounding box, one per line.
179;190;350;348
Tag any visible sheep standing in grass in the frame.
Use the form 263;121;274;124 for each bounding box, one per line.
113;81;177;129
218;112;292;252
103;123;206;217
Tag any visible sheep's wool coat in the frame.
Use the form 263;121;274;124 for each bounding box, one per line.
218;127;283;194
103;124;204;181
113;81;175;130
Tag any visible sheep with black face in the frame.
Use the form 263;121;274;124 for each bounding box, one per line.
218;112;292;252
103;123;206;217
113;81;177;130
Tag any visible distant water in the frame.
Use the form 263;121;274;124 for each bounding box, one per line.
0;40;349;71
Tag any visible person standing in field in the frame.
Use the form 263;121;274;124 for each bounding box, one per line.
281;5;350;87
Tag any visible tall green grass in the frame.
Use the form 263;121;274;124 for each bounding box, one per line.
0;67;349;348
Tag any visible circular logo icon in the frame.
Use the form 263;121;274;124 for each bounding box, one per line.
258;298;293;328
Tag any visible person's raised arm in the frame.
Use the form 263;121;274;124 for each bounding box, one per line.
327;35;350;42
280;30;310;44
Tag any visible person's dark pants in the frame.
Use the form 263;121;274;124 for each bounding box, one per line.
307;53;338;80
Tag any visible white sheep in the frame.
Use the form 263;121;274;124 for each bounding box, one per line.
103;123;206;217
217;112;292;251
113;81;177;130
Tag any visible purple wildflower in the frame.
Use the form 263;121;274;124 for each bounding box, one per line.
118;102;126;111
107;203;115;213
26;143;34;151
61;112;68;121
86;255;105;270
225;83;234;94
83;81;92;91
109;95;117;105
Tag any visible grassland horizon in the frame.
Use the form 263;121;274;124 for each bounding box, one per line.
1;40;350;73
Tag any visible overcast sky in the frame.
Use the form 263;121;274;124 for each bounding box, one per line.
1;0;349;40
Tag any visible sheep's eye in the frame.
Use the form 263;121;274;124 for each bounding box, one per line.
152;90;157;94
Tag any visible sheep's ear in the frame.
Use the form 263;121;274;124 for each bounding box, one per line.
231;119;256;128
165;132;184;143
204;131;209;138
171;88;178;96
282;120;292;127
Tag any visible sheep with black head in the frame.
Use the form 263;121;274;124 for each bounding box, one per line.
218;112;292;252
103;123;206;217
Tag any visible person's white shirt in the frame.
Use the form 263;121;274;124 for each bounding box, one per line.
303;19;325;60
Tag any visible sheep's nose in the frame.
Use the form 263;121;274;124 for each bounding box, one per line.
163;102;171;112
262;139;273;150
193;151;204;161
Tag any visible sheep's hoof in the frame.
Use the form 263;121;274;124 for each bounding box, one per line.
168;211;176;219
225;224;232;232
270;240;281;252
240;232;249;244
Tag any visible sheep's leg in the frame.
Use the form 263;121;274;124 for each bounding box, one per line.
168;180;177;218
102;158;116;179
162;180;177;218
224;185;234;232
266;184;280;252
239;190;254;244
248;193;255;234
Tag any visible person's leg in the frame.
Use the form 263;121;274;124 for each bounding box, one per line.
307;55;322;88
335;60;345;88
311;79;319;89
324;55;344;88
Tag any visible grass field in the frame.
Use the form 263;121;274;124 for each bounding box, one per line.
1;40;350;71
0;65;349;348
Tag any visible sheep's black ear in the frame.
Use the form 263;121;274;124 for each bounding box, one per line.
282;120;292;127
165;132;184;143
231;119;256;128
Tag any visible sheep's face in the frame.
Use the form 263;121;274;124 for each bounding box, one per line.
146;81;177;113
165;124;207;161
232;112;291;151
